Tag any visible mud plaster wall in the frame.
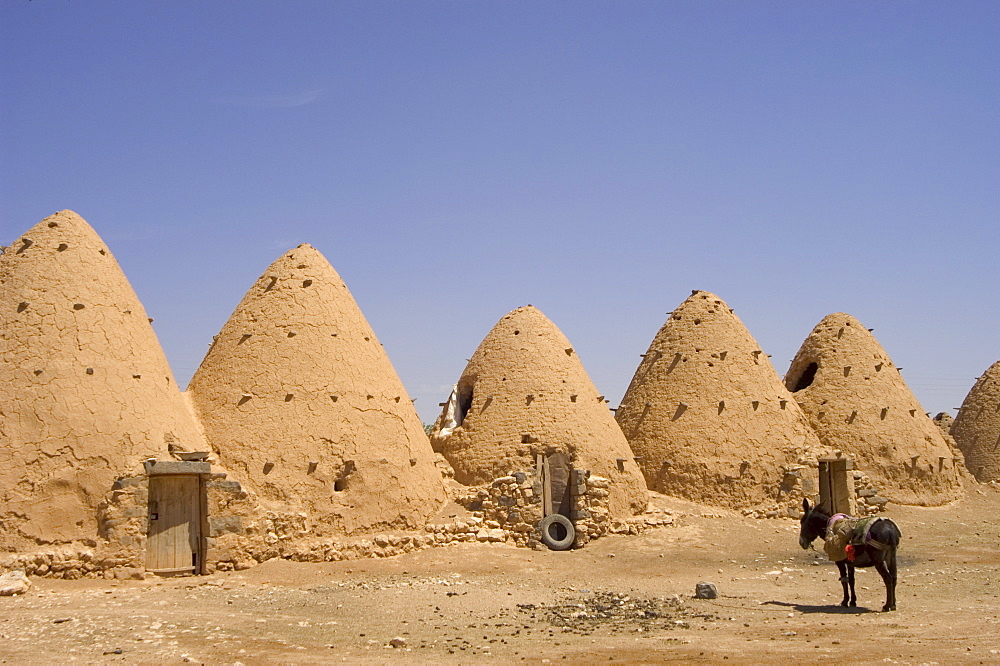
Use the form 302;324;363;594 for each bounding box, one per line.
784;314;963;506
929;413;971;483
0;466;258;579
951;361;1000;482
186;244;446;536
0;211;207;550
429;306;647;518
615;291;827;510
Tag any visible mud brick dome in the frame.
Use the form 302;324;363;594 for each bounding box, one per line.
784;313;963;505
429;305;648;518
932;412;955;436
951;360;1000;482
186;244;446;534
0;210;207;549
615;290;824;508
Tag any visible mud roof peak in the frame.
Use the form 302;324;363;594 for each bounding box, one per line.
784;314;964;505
616;292;823;508
430;305;648;518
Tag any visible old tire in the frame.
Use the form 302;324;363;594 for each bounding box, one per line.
539;514;575;551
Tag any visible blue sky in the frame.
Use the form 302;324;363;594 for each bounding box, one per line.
3;1;998;423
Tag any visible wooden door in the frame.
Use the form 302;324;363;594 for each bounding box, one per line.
545;452;574;517
146;475;202;574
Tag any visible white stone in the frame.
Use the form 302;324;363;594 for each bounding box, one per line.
0;571;30;596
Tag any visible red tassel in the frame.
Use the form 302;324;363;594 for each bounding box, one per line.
845;544;855;562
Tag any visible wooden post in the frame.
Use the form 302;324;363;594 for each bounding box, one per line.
818;454;854;516
541;455;552;517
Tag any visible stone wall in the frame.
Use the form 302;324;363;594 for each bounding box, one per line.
854;471;888;516
1;464;667;579
201;469;657;569
445;469;657;549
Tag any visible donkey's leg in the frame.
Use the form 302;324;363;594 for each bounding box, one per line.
889;551;898;610
847;562;857;607
879;551;898;611
836;560;851;607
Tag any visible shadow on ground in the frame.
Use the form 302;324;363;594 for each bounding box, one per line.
762;600;872;615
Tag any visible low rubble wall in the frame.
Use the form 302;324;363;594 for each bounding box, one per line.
1;465;671;578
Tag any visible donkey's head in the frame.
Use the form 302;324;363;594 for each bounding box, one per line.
799;498;826;549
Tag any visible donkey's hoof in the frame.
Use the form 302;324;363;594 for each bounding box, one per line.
882;604;896;612
840;601;850;608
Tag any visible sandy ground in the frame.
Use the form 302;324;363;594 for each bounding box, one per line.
2;485;999;665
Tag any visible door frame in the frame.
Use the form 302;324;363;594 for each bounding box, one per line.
144;460;211;576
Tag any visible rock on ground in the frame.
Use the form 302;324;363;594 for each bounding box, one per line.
0;570;31;596
694;581;718;599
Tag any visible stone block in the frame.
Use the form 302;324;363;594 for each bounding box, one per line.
210;480;243;493
209;515;244;537
112;476;145;490
118;506;147;519
0;571;30;596
587;476;610;489
695;581;718;599
144;460;210;476
114;567;145;581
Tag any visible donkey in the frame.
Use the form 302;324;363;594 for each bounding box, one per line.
798;498;901;611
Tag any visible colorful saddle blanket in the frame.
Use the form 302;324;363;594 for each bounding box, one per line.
824;515;890;562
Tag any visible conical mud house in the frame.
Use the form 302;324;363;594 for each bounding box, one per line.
430;305;648;522
615;290;825;509
187;244;447;535
951;360;1000;482
932;412;955;436
784;313;963;505
0;210;207;551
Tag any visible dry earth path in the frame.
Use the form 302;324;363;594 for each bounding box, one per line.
2;486;999;664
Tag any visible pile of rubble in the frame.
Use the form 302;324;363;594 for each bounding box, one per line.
517;591;701;635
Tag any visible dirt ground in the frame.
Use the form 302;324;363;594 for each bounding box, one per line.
2;485;999;665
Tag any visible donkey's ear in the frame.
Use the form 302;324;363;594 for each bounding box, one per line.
802;498;810;512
